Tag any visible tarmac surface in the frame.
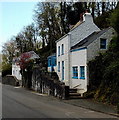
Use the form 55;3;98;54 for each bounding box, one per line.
2;84;118;119
63;98;118;117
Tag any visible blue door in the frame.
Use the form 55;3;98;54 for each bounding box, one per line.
62;61;64;80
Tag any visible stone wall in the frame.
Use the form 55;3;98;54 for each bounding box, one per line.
32;66;69;99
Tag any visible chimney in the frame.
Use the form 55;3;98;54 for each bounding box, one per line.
83;9;92;22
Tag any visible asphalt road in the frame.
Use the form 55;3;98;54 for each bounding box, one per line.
2;82;119;119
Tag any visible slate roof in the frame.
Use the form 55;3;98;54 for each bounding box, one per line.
71;27;111;50
12;51;40;64
47;53;56;59
70;21;83;31
56;21;83;43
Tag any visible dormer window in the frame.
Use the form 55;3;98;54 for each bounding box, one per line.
100;38;107;49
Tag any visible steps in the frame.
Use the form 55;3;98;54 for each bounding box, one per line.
69;88;84;99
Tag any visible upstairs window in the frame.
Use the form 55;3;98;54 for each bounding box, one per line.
100;38;107;49
61;44;64;55
72;66;78;79
80;66;85;79
58;62;60;72
48;58;51;67
58;46;60;56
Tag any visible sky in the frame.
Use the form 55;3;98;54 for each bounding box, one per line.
0;1;39;53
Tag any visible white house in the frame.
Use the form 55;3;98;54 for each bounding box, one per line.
56;12;116;96
12;51;40;84
12;57;22;81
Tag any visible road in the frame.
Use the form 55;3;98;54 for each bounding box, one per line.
2;82;119;119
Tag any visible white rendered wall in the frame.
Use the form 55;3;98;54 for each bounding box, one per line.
12;64;22;80
56;35;70;86
70;48;87;92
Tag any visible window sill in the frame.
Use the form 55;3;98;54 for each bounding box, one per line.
80;77;85;79
100;48;106;49
72;77;78;79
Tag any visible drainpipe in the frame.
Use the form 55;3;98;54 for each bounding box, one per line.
68;33;71;88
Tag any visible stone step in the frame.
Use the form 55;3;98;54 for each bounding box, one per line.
69;89;77;93
69;96;83;99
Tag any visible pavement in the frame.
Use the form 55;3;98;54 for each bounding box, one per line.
62;98;119;117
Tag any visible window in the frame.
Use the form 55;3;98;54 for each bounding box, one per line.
100;38;106;49
72;66;78;79
48;58;51;67
62;61;64;80
54;58;56;66
61;44;64;55
58;46;60;56
13;70;15;74
58;62;60;72
80;66;85;79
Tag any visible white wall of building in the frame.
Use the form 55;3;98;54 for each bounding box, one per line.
70;48;87;93
56;35;70;86
12;64;22;80
56;12;115;95
56;13;100;88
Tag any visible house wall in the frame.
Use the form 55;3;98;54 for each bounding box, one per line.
56;35;70;86
70;48;88;93
56;13;100;88
12;64;22;80
70;13;100;47
48;67;56;72
86;27;116;85
87;27;116;62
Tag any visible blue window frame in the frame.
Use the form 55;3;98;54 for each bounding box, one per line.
48;58;51;67
54;58;56;66
72;66;78;79
58;46;60;56
80;66;85;79
61;44;64;55
62;61;64;80
100;38;106;49
58;62;60;72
